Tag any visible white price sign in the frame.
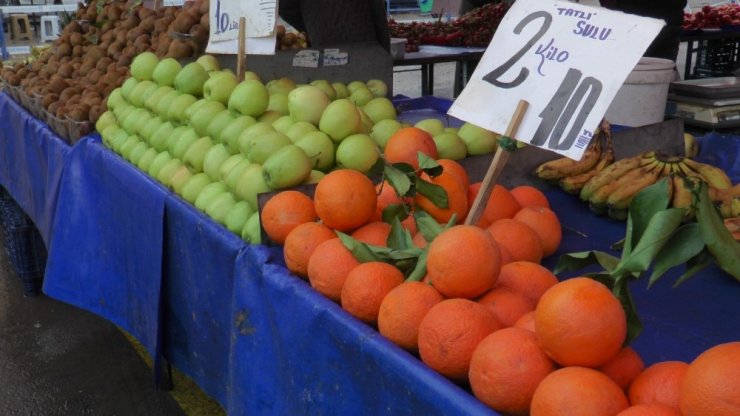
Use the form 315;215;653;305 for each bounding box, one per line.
206;0;277;55
448;0;665;160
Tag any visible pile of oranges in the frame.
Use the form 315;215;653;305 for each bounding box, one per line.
259;127;740;415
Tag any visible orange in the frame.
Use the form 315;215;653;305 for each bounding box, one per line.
307;238;360;302
535;277;627;367
530;366;629;416
427;225;501;299
377;281;444;352
340;262;404;325
283;222;337;278
617;404;680;416
350;221;391;247
511;185;551;209
476;287;535;327
437;159;470;191
496;261;559;306
412;232;428;248
513;206;562;257
487;219;543;264
469;327;556;415
679;342;740;416
598;346;645;392
497;244;513;266
260;190;317;245
314;169;377;232
418;298;502;382
467;182;521;228
414;171;468;224
629;361;688;409
384;127;438;170
372;180;409;222
514;310;536;332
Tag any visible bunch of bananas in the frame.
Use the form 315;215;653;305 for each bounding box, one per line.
534;126;739;222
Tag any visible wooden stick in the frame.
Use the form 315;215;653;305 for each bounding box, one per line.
464;100;529;226
237;17;246;81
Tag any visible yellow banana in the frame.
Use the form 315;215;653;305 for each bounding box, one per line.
559;144;615;194
580;152;655;202
684;133;699;158
534;136;603;181
587;159;662;213
732;197;740;218
709;184;740;218
606;162;665;210
671;174;696;220
682;158;733;189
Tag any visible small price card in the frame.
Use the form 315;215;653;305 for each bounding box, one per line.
448;0;665;160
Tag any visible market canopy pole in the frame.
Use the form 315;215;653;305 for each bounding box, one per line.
237;17;246;81
464;99;528;226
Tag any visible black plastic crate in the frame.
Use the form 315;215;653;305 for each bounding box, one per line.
0;188;47;296
695;37;740;76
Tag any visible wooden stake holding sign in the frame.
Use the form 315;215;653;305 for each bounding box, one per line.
236;17;246;81
464;100;529;226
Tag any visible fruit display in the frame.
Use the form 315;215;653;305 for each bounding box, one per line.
0;0;208;141
388;2;510;51
535;126;739;222
683;4;740;30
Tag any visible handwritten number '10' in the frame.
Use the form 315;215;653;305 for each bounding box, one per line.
482;11;603;151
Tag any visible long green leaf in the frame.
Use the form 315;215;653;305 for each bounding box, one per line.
616;208;685;274
553;251;621;275
337;232;386;263
415;176;449;209
695;183;740;280
648;223;706;288
417;152;443;177
624;177;671;259
382;203;409;226
407;247;429;281
612;277;643;344
673;249;713;287
415;210;444;243
384;165;412;197
387;217;415;250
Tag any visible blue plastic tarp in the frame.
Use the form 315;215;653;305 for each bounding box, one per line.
0;92;71;244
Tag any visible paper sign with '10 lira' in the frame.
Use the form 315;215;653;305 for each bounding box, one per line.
448;0;665;160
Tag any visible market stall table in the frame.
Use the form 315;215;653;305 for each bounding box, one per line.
393;45;485;96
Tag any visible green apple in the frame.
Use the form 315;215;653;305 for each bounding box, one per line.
246;131;291;164
318;98;361;142
335;133;379;173
169;165;194;194
180;173;211;203
171;127;200;160
153;89;180;119
128;141;150;165
145;86;176;113
147;151;172;178
219;154;246;182
332;82;350;99
224;201;253;234
174;62;209;97
415;118;446;137
366;79;388;97
262;145;312;190
433;132;468;160
184;98;208;121
224;159;252;190
357;108;374;134
370;118;402;150
458;122;499;155
271;115;294;134
310;79;336;100
243;71;261;82
121;108;145;134
285;121;317;142
288;85;330;125
241;212;262;244
95;110;117;133
221;115;256;153
166;94;198;124
130;51;159;81
136;147;159;172
164;125;190;154
129;80;158;108
237;122;275;155
349;86;374;107
266;93;289;115
444;127;459;134
110;128;130;153
120;134;142;160
139;116;164;144
205;191;237;224
196;54;220;72
228;79;270;117
194;182;228;212
107;88;126;111
266;77;296;95
150;121;175;152
233;164;272;211
112;102;133;123
203;71;238;105
304;169;326;184
156;158;184;188
189;100;226;137
100;124;122;148
362;97;397;123
294;131;336;172
258;110;283;124
347;81;366;93
152;57;182;87
202;143;232;181
183;136;215;173
120;78;139;103
133;111;155;137
206;110;236;143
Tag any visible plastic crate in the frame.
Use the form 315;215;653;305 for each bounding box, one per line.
694;37;740;77
0;188;47;296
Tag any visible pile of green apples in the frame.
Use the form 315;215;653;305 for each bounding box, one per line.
96;51;500;243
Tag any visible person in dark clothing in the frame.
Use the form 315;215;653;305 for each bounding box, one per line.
601;0;688;61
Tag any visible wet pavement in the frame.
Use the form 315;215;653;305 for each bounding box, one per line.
0;231;184;416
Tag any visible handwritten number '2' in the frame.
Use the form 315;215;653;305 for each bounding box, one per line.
482;11;552;88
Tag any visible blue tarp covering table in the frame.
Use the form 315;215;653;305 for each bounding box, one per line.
0;92;71;244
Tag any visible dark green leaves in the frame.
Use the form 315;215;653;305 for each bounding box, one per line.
415;178;448;209
695;183;740;280
615;208;685;275
648;223;705;287
624;178;671;259
554;251;621;275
